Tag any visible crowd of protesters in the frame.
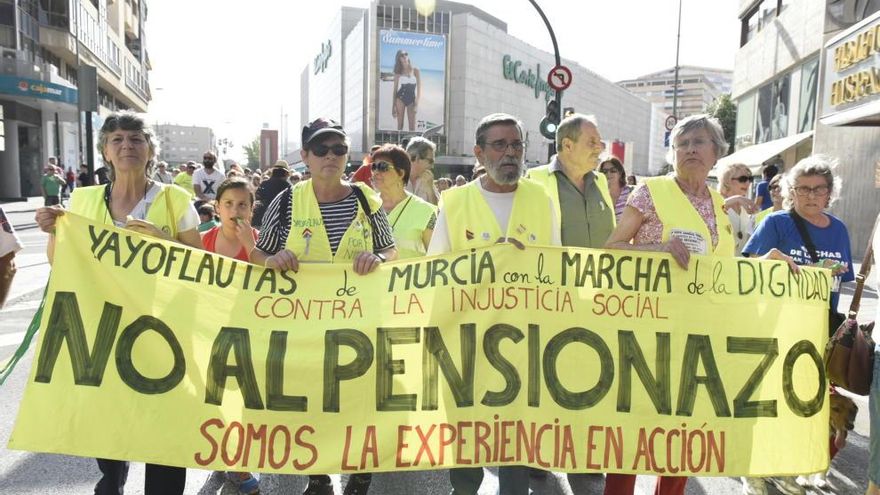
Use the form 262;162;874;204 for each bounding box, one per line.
30;109;880;495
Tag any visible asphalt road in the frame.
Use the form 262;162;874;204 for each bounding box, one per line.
0;221;875;494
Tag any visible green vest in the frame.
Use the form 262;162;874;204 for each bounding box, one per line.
387;192;437;259
69;183;193;238
284;180;382;263
644;176;734;257
440;179;553;251
526;163;616;228
173;172;194;197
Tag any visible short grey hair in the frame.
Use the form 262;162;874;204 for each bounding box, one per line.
555;113;599;151
474;113;523;146
405;136;436;161
665;113;728;164
97;111;160;181
780;155;842;210
716;162;752;196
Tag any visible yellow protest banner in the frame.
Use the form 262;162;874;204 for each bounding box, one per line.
10;213;832;477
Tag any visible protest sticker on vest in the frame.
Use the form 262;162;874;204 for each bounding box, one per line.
669;228;708;255
9;213;832;477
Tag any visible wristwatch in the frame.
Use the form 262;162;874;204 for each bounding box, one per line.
375;252;387;263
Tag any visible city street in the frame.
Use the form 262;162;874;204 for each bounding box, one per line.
0;202;876;494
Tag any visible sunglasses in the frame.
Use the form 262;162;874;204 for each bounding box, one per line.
600;168;618;174
371;161;395;172
731;175;753;183
310;143;349;157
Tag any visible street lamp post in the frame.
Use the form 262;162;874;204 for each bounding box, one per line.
672;0;683;120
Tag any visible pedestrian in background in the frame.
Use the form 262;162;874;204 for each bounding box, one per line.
599;155;632;221
152;160;173;184
405;136;439;204
754;163;779;211
716;162;755;255
174;161;197;197
40;165;66;206
252;160;291;229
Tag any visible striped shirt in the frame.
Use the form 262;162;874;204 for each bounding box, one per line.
256;186;395;256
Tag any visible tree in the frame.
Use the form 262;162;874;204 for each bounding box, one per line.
707;94;737;155
242;137;260;170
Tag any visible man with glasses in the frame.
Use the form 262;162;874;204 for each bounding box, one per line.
428;113;558;495
194;151;223;201
527;113;615;250
405;136;440;205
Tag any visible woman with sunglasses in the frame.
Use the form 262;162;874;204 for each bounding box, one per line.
252;119;397;495
341;144;435;495
598;156;632;221
753;174;783;227
716;162;756;255
392;49;421;131
252;118;397;277
371;144;437;259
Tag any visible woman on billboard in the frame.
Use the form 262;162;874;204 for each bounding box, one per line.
392;49;421;131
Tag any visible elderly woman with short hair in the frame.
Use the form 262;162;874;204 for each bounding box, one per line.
742;155;854;494
604;114;744;495
716;162;755;254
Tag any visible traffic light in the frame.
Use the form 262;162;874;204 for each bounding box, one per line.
539;98;560;140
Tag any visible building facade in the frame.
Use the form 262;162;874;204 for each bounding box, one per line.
0;0;150;200
730;0;880;257
298;0;663;178
618;66;733;119
155;123;213;166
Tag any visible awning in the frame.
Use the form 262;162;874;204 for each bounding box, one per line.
711;131;814;176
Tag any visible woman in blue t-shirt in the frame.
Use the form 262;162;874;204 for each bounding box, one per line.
742;155;854;492
743;155;854;317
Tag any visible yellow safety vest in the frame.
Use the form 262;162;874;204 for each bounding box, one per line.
754;207;774;228
526;163;616;228
284;180;382;263
440;179;553;251
173;172;194;197
387;192;437;260
644;176;734;257
69;183;193;238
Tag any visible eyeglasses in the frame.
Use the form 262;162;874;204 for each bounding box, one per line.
794;185;830;197
484;140;525;153
731;175;753;183
769;185;780;191
673;137;711;150
600;168;618;175
371;161;395;172
310;143;349;157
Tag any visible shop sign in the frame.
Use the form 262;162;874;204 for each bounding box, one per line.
0;76;77;104
502;55;553;101
821;10;880;120
313;40;332;75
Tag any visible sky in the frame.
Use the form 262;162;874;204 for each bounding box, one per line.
145;0;740;161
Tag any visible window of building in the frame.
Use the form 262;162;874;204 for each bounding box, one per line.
798;58;819;133
741;0;790;46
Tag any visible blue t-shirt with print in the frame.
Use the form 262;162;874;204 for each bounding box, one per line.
755;180;773;210
742;210;854;311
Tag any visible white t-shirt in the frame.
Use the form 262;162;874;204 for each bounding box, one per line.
0;207;22;257
192;168;224;200
427;180;560;254
97;183;199;233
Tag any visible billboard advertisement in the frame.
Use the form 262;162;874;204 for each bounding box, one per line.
378;30;446;133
